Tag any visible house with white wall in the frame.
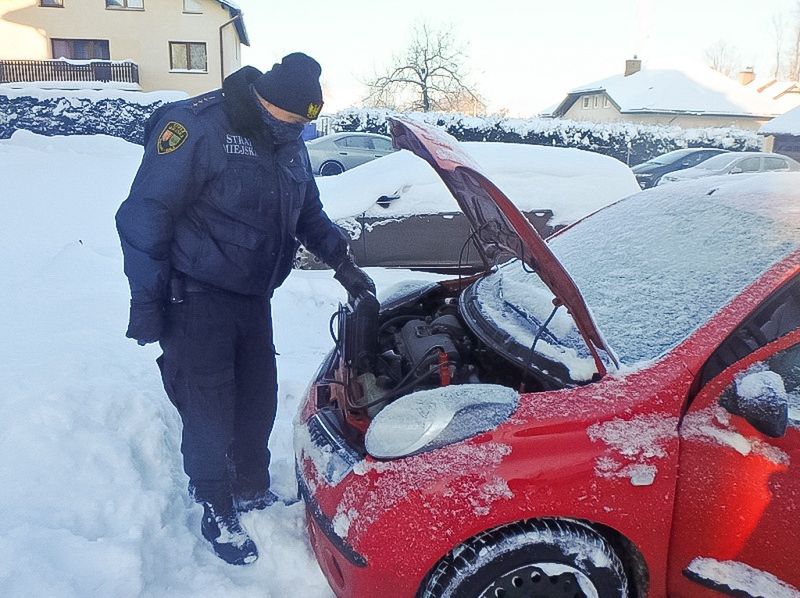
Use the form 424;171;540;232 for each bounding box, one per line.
547;59;784;131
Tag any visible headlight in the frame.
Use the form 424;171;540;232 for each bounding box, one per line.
365;384;518;459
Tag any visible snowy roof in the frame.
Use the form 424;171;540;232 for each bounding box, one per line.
747;78;799;98
760;104;800;135
216;0;249;46
554;66;780;118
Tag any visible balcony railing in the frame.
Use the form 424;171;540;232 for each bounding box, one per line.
0;59;139;85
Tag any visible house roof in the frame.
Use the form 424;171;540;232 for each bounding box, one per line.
760;104;800;135
216;0;249;46
553;66;780;119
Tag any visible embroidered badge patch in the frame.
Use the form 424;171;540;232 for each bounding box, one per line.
305;102;322;120
157;121;188;155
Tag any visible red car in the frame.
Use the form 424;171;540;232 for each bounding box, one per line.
294;119;800;598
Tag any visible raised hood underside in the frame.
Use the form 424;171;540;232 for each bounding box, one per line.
388;117;619;375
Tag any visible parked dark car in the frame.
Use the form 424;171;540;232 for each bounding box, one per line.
298;141;640;271
632;148;729;188
306;133;396;176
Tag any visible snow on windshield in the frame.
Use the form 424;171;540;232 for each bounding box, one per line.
472;174;800;373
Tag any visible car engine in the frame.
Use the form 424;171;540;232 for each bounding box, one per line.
336;286;526;419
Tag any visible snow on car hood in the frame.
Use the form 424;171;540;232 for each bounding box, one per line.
316;137;638;223
389;117;618;376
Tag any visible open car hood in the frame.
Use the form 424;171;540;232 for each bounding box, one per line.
389;117;618;375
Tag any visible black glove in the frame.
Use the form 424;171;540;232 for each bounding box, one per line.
334;257;376;298
126;300;165;346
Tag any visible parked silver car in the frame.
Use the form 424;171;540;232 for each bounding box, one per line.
305;132;396;176
658;151;800;184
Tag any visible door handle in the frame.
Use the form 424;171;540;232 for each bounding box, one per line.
338;152;348;155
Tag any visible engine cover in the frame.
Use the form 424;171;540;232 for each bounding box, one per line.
396;319;461;375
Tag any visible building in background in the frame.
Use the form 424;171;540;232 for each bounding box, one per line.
0;0;248;95
760;105;800;161
545;58;792;131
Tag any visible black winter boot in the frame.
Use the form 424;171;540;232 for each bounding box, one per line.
200;497;258;565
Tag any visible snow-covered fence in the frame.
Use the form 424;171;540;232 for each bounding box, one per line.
0;89;186;144
331;108;761;166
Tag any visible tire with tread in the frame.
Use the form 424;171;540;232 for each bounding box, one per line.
319;160;345;176
418;519;628;598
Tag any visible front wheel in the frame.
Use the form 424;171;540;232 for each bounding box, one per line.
319;160;345;176
419;519;628;598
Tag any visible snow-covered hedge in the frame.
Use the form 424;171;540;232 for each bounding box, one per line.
0;88;185;144
332;108;761;166
0;91;761;164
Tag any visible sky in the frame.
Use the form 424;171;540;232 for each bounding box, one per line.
239;0;799;116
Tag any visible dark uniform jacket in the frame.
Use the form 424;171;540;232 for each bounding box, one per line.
116;67;347;305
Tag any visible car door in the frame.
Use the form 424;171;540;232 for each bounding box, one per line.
764;156;791;172
731;156;762;175
337;135;381;170
371;136;396;158
667;283;800;596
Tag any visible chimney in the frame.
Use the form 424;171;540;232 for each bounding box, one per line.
625;56;642;77
738;67;756;86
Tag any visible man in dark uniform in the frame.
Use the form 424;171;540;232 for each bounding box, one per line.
116;53;374;565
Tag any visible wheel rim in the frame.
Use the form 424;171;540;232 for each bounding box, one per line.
320;161;343;176
479;563;599;598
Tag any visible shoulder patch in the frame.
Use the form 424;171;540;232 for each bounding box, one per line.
157;121;188;155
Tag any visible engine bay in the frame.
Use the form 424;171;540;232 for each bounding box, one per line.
322;282;551;433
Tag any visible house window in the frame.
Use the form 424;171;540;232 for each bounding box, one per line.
602;96;610;108
106;0;144;9
582;97;590;109
40;0;64;6
52;38;110;60
183;0;203;13
170;42;207;72
593;95;599;108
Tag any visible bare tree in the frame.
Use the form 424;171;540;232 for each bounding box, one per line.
772;13;786;79
705;40;741;77
363;22;483;113
787;1;800;80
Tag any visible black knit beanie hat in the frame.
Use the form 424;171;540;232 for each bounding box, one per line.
253;52;324;120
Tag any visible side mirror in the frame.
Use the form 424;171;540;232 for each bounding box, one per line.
721;370;788;438
729;166;743;174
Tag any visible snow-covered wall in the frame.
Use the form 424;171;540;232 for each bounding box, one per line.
0;90;760;164
332;108;761;166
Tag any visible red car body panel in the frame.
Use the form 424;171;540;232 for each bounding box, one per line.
297;119;800;597
297;253;800;597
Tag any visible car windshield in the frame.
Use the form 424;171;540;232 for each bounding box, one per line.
644;149;696;166
697;154;742;170
470;175;800;379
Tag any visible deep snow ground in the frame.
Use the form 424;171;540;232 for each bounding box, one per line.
0;131;439;597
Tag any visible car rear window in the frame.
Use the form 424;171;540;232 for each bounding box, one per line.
472;175;800;373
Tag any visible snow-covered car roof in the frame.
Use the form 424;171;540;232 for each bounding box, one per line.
317;141;640;225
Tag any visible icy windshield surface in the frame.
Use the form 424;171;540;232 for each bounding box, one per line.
648;149;696;165
472;174;800;373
